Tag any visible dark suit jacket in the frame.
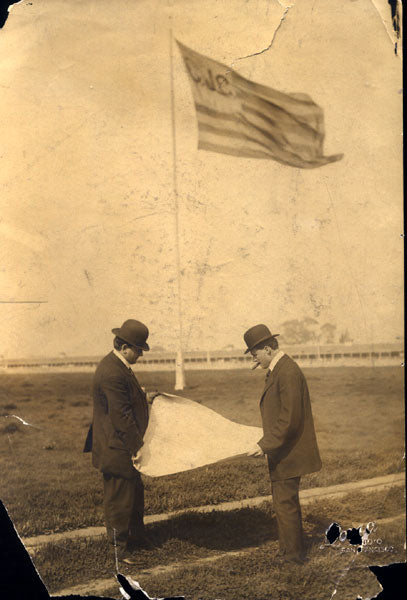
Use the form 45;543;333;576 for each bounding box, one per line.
84;352;149;479
258;354;322;482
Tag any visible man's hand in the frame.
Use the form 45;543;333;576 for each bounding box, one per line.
146;391;160;404
247;444;265;457
132;449;142;468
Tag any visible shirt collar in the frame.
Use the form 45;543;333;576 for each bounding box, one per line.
268;350;285;374
113;348;132;370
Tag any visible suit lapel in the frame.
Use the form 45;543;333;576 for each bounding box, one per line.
109;351;130;376
129;369;145;396
260;354;288;403
108;352;148;418
109;352;141;387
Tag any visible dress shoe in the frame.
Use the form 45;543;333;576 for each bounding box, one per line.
127;535;156;551
121;553;139;565
137;536;156;550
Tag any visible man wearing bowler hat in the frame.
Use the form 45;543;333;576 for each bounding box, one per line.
243;324;322;564
84;319;159;564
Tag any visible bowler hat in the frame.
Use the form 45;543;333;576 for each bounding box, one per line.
112;319;150;351
243;324;279;354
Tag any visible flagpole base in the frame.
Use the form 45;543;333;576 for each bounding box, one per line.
175;349;186;390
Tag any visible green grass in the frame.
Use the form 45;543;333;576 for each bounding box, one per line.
0;366;404;536
31;487;406;596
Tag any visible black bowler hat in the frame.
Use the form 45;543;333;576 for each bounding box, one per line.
243;324;279;354
112;319;150;351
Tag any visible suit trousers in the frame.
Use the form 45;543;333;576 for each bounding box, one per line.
270;476;304;561
103;470;145;553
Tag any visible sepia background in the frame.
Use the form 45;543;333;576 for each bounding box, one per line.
0;0;403;359
0;1;404;599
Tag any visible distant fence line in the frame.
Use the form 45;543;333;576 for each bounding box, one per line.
0;343;404;373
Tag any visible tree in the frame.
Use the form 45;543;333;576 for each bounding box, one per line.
281;318;339;345
281;318;318;345
222;344;235;351
320;323;336;344
339;330;353;344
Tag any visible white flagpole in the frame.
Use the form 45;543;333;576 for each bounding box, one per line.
169;25;186;390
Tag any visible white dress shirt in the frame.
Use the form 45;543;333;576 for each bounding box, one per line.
268;350;285;375
113;348;132;370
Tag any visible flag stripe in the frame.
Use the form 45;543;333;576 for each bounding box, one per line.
197;120;287;162
198;140;275;160
199;137;342;168
237;84;323;130
238;113;295;153
238;113;319;161
239;106;322;153
197;111;317;163
177;41;343;168
196;102;321;155
232;71;320;112
196;121;278;158
196;103;238;123
197;121;319;167
242;102;324;142
197;121;274;154
198;140;326;168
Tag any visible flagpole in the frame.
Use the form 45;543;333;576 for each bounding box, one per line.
169;25;186;391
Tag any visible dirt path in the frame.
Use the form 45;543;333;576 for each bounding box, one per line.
22;472;404;550
53;513;405;598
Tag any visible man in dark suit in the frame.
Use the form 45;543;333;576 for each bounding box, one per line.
243;324;322;564
84;319;158;564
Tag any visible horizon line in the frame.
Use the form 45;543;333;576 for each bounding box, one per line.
0;340;404;362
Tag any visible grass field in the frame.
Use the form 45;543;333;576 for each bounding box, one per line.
32;486;406;597
0;366;404;537
102;518;405;600
116;517;405;600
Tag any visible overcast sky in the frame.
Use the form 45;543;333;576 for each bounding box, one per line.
0;0;403;358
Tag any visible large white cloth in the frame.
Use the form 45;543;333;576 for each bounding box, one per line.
136;393;263;477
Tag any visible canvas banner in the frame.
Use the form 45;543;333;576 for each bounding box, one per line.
136;393;263;477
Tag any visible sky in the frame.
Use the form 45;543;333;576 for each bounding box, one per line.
0;0;403;358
